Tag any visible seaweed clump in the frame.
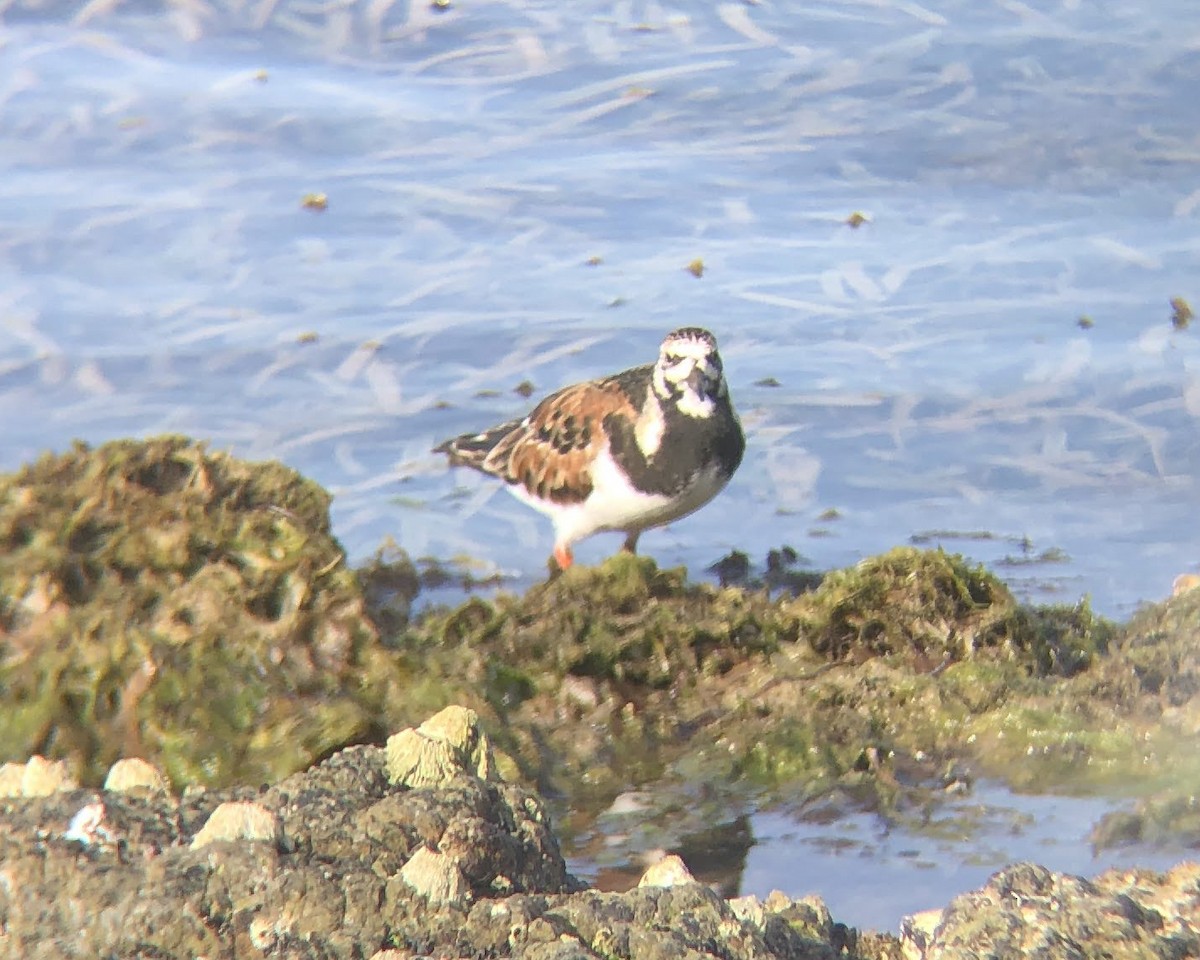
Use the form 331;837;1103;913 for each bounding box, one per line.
789;546;1106;676
388;546;1126;813
395;553;804;799
0;436;392;787
0;436;1153;825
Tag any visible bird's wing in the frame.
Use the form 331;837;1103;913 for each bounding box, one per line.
481;378;639;505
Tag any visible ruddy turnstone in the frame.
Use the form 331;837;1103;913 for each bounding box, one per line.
435;327;745;570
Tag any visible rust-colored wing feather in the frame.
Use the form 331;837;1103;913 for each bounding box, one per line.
480;379;638;505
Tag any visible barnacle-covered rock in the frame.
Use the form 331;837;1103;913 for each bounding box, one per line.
397;845;470;906
0;716;582;959
904;862;1200;959
638;853;697;888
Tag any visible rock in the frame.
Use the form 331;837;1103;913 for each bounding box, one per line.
908;861;1200;959
729;894;766;926
0;731;579;959
2;722;1198;959
899;909;943;960
63;800;117;848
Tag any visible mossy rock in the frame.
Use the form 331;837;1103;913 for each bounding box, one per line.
408;553;800;692
385;547;1128;811
785;546;1106;676
0;436;395;787
0;435;1151;821
391;553;804;799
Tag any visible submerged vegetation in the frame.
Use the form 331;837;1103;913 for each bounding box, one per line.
0;436;1195;842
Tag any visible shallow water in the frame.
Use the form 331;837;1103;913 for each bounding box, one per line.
4;0;1200;926
745;782;1194;932
569;779;1197;933
4;0;1200;618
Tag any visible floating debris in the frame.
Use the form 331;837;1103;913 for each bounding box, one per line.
910;529;997;544
301;192;328;212
845;211;870;228
685;258;705;278
585;255;603;266
1171;296;1193;330
1077;315;1094;330
766;546;800;572
754;376;781;387
513;379;535;398
996;546;1070;567
296;331;319;344
708;550;751;586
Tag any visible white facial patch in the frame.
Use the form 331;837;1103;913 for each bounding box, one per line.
674;389;716;418
661;356;698;386
659;355;720;418
635;391;666;457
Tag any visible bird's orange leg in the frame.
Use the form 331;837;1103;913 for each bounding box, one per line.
553;544;574;570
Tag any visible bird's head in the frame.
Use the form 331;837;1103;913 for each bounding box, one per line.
652;326;727;418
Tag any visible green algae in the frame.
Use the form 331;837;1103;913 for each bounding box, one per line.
378;547;1119;821
787;546;1107;675
0;436;396;787
387;552;806;802
2;435;1197;849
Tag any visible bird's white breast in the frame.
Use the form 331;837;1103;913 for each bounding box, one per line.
506;445;730;548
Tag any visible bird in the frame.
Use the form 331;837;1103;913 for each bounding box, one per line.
434;327;745;571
